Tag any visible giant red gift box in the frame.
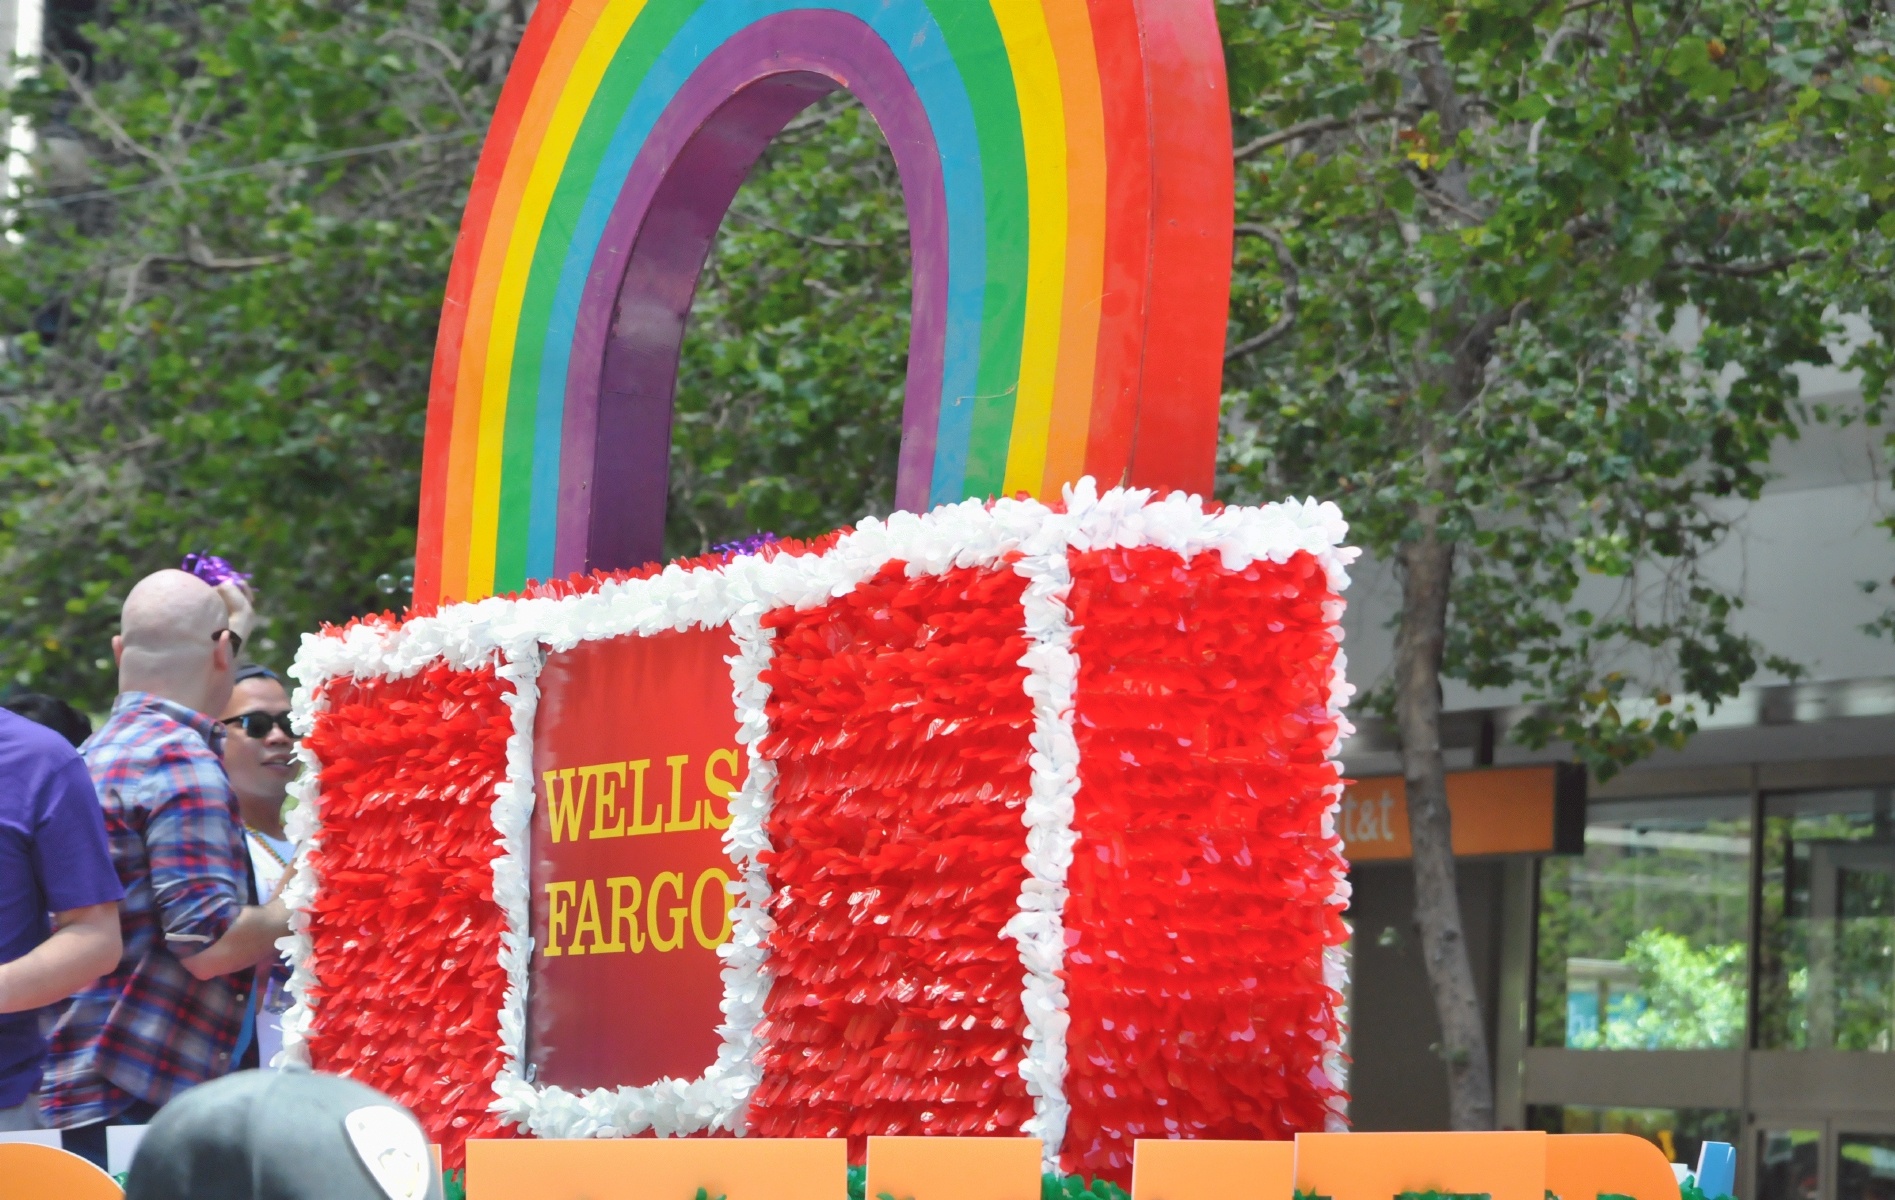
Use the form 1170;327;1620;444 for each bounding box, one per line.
279;486;1356;1179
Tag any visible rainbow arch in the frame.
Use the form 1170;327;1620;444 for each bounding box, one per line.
415;0;1234;606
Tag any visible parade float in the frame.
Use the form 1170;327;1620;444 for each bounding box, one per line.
266;5;1680;1200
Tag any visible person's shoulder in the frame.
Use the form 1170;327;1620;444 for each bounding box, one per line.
0;705;86;771
93;696;216;757
86;700;225;800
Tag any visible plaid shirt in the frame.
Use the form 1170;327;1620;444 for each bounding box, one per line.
43;692;254;1128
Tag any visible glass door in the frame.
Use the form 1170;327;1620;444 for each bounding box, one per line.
1837;1128;1895;1200
1757;789;1895;1053
1526;784;1895;1200
1755;1123;1823;1200
1752;1119;1895;1200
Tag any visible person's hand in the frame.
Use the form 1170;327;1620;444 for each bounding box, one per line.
216;579;258;642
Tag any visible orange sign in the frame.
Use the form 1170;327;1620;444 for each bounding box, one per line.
864;1137;1043;1200
459;1131;1684;1200
1546;1133;1681;1200
1340;764;1584;862
1132;1139;1293;1200
465;1137;845;1200
1295;1131;1548;1200
0;1143;123;1200
526;626;745;1090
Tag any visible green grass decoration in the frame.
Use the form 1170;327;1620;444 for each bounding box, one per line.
672;1167;1131;1200
1681;1178;1735;1200
1044;1171;1132;1200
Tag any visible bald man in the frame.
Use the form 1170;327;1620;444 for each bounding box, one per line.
43;569;296;1167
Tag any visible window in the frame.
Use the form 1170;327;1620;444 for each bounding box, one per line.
1758;1130;1822;1200
1528;1105;1739;1171
1839;1132;1895;1200
1757;789;1895;1052
1534;796;1752;1049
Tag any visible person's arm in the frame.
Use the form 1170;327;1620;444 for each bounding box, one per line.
143;746;283;980
178;892;290;980
0;902;122;1013
215;580;258;642
178;858;296;980
13;751;128;1012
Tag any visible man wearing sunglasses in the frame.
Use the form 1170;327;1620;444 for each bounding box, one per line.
43;569;296;1168
220;664;298;1072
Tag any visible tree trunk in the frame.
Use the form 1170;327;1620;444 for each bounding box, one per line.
1394;529;1496;1131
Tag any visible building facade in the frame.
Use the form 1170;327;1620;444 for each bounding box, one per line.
1339;354;1895;1200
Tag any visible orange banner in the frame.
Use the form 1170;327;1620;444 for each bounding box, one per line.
466;1137;845;1200
1295;1131;1548;1200
1132;1139;1293;1200
1340;764;1584;862
458;1131;1684;1200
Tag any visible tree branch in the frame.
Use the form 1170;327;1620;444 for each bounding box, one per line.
727;209;883;250
183;225;287;269
1235;107;1420;161
120;226;288;312
1673;251;1823;277
66;69;185;196
1409;40;1481;212
378;27;465;72
777;95;860;138
1225;223;1300;361
1411;175;1490;225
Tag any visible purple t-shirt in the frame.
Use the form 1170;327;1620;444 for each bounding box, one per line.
0;709;125;1106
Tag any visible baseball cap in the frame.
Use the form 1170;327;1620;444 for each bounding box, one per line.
125;1068;442;1200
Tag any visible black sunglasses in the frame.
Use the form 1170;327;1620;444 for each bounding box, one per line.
223;710;293;740
213;627;245;659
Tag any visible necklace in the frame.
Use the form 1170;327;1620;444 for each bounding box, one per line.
247;827;289;869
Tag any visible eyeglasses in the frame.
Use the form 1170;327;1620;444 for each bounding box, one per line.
223;711;293;740
213;627;245;659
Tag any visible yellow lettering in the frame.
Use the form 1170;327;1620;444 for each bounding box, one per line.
664;754;702;832
703;749;739;831
542;881;576;957
543;768;584;843
691;868;735;949
648;871;686;952
605;876;644;953
626;759;661;836
570;879;604;955
587;762;628;839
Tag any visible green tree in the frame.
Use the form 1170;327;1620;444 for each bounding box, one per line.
0;4;910;708
1216;0;1890;1127
1588;931;1746;1051
0;0;517;705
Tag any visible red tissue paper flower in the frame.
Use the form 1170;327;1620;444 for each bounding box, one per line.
749;562;1038;1153
298;661;518;1168
1057;546;1348;1180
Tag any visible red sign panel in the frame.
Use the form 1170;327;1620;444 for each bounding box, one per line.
526;626;745;1090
